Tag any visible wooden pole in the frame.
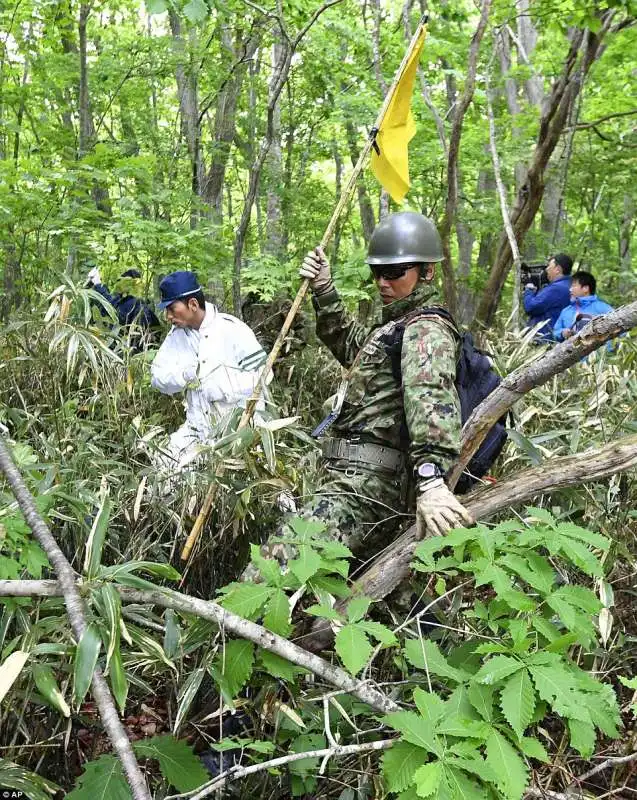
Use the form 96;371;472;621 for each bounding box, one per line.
181;16;429;562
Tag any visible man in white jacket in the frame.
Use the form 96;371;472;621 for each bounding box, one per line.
150;271;268;475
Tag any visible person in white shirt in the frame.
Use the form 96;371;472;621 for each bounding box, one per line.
150;270;268;476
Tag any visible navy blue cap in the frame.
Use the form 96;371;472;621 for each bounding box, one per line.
158;271;202;310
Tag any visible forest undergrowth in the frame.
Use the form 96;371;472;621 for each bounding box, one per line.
0;283;636;799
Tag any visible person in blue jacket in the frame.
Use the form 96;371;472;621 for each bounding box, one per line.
553;271;614;341
87;266;160;350
523;253;573;339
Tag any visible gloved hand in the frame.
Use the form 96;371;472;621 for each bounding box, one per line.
525;283;536;291
416;478;474;539
299;247;334;296
87;267;102;286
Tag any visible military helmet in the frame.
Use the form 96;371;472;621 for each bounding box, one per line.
366;211;443;266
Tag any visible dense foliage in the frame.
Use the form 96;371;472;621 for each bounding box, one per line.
1;0;636;798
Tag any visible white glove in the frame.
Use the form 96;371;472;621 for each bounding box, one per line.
416;478;474;539
87;267;102;286
525;283;536;291
299;247;334;296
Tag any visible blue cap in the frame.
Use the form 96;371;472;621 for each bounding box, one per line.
158;271;202;310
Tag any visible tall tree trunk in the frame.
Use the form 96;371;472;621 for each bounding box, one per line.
475;15;616;327
264;40;285;260
169;9;202;229
202;25;260;221
439;0;492;318
345;120;375;243
78;3;111;215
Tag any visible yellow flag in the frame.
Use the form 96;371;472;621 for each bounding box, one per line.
371;25;427;204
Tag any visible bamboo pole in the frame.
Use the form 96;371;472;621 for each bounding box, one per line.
181;16;429;562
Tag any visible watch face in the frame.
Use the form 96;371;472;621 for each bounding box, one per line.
418;463;437;479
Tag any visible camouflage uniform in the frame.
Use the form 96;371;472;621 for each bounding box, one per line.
244;280;461;579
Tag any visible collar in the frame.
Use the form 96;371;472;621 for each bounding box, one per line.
381;283;440;323
571;294;597;307
199;302;217;331
553;276;571;285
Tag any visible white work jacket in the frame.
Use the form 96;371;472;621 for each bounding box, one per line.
151;303;268;440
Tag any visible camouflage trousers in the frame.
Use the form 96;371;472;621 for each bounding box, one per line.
243;461;410;581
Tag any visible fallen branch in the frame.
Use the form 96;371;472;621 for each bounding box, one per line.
565;748;637;791
447;299;637;489
166;738;394;800
0;436;151;800
0;581;398;715
343;432;637;604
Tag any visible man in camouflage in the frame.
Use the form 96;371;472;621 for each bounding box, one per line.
245;211;472;578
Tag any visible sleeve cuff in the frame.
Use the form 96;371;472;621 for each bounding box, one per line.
311;288;340;309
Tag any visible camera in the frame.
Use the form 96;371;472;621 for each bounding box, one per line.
521;261;548;291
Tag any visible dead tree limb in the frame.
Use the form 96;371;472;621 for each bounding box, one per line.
0;436;151;800
0;581;399;715
351;433;637;604
448;298;637;488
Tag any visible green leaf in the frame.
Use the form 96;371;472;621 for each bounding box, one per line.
404;639;467;682
174;666;205;734
98;584;122;669
134;735;209;791
485;730;528;799
347;596;371;622
213;640;254;698
525;507;555;526
108;647;128;714
263;589;292;636
413;688;445;726
357;620;397;646
163;609;181;658
500;669;536;739
498;554;554;594
519;736;549;762
220;583;272;618
335;624;372;675
32;663;70;718
182;0;208;23
528;663;590;722
568;719;596;758
289;546;322;584
436;716;491;739
249;544;283;586
473;655;524;686
0;757;61;800
73;624;101;706
145;0;168;13
84;496;111;579
554;537;603;577
66;754;132;800
385;711;442;757
414;761;442;798
444;766;488;799
467;683;495;722
259;650;306;681
382;741;428;793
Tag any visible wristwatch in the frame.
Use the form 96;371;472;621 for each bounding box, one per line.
416;462;442;480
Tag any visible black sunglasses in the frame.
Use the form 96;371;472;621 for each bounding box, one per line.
370;264;417;281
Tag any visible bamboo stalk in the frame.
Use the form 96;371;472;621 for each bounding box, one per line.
181;16;429;562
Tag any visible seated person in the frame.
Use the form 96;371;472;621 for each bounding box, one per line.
553;271;614;340
523;253;573;339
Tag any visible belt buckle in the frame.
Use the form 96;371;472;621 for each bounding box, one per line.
347;435;360;462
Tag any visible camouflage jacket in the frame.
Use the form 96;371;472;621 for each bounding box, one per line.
313;283;461;475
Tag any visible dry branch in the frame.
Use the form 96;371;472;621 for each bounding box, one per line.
448;299;637;488
167;739;395;799
0;581;398;715
0;436;151;800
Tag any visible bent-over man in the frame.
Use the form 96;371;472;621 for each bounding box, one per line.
151;271;268;476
